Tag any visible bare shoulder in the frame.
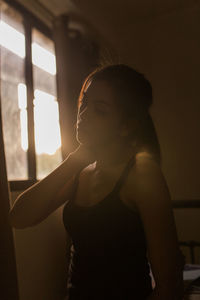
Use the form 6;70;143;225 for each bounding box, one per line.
123;153;171;210
134;153;164;183
126;152;166;188
78;162;96;182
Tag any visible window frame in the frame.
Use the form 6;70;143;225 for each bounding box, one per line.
1;0;58;191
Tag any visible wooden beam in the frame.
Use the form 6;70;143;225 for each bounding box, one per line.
173;199;200;209
0;79;19;299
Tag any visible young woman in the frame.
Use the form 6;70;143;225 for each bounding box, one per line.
9;64;184;300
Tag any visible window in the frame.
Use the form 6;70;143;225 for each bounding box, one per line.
0;0;62;190
32;28;62;179
0;1;27;181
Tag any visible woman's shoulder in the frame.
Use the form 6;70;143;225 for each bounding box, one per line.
134;151;162;177
123;152;170;209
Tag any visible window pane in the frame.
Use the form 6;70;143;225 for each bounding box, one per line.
32;28;62;179
0;1;28;180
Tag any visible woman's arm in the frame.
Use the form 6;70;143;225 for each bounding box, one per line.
9;145;94;229
125;157;184;300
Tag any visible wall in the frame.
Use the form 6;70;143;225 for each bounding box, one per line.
149;4;200;200
109;2;200;260
11;192;70;300
148;4;200;263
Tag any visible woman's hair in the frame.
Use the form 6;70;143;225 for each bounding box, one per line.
78;64;161;164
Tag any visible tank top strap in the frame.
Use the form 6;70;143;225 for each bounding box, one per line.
72;155;136;198
73;168;82;186
111;155;136;195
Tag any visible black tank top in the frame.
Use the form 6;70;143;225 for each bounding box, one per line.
63;156;153;300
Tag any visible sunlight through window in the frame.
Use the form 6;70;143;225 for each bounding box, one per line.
1;3;62;180
17;84;61;156
33;89;61;155
32;43;56;75
0;2;28;180
17;83;28;151
0;20;56;75
0;20;25;58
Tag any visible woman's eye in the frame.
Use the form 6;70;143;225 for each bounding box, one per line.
95;107;107;115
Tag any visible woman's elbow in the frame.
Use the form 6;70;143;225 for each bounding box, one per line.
8;208;37;229
152;271;184;300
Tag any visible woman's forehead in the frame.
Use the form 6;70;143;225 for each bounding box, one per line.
84;79;115;105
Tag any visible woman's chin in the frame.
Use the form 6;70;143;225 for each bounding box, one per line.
76;136;98;153
76;131;92;146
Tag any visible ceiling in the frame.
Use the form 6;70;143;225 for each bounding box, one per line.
17;0;198;28
37;0;196;19
16;0;199;69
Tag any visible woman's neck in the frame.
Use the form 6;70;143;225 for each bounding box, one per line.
92;141;137;172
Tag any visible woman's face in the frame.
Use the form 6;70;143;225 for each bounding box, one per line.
76;79;125;149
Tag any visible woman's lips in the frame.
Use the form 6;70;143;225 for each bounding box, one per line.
77;121;88;131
